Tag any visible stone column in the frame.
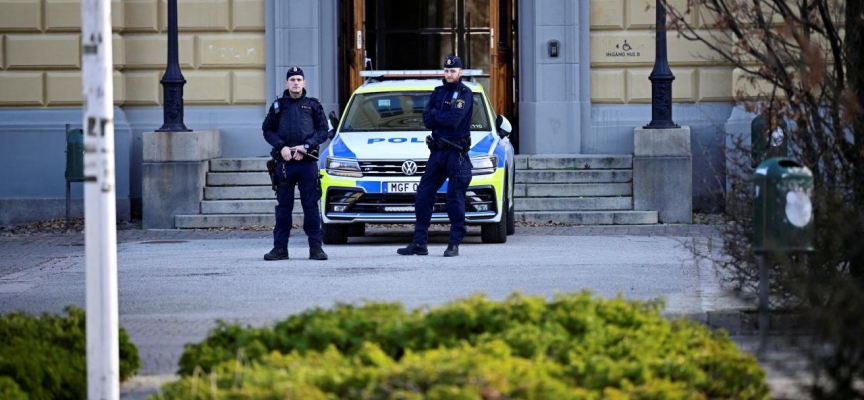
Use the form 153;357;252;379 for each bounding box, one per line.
633;127;692;223
517;0;583;154
142;130;221;229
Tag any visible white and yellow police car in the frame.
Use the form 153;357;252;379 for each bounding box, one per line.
319;70;515;244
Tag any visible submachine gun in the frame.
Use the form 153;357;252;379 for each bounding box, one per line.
266;146;320;192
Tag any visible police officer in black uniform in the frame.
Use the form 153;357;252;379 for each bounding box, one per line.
398;55;474;257
262;67;329;261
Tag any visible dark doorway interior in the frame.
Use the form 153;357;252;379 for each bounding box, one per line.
337;0;517;149
365;0;490;73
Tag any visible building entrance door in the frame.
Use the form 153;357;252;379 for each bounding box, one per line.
365;0;488;73
338;0;516;141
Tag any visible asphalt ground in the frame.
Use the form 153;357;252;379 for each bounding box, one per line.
0;221;810;399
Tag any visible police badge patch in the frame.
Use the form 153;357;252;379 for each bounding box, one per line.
455;99;465;109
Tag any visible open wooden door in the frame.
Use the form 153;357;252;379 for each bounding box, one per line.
338;0;366;106
490;0;513;120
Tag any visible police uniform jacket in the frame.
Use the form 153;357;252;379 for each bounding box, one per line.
262;88;329;152
422;79;473;140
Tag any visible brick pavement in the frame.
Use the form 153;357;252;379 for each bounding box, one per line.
0;221;718;271
1;222;813;399
0;223;721;279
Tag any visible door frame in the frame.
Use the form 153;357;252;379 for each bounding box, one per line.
335;0;517;136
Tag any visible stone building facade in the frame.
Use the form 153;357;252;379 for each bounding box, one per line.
0;0;752;225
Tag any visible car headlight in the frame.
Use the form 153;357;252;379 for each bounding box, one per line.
470;155;498;175
326;156;363;178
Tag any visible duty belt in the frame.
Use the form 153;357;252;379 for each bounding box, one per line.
426;135;470;152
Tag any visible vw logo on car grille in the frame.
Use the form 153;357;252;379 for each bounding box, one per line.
401;160;418;176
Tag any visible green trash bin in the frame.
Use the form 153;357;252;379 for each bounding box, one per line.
753;157;814;254
751;114;789;168
65;127;85;182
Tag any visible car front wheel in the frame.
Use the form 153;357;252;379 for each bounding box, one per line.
323;224;348;244
481;196;508;244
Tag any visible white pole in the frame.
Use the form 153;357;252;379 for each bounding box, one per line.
81;0;119;399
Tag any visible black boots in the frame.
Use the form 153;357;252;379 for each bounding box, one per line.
443;243;459;257
398;243;459;256
265;247;327;261
397;243;429;255
309;246;328;260
264;247;289;261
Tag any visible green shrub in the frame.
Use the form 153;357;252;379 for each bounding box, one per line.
0;376;28;400
0;306;140;400
169;292;768;399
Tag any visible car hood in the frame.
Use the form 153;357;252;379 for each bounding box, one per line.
329;131;496;160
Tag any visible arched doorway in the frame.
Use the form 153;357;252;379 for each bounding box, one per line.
338;0;517;146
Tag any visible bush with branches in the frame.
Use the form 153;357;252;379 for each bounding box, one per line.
663;0;864;397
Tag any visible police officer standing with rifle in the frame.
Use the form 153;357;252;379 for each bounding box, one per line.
398;55;474;257
262;67;329;261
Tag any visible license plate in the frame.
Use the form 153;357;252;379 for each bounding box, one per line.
386;182;419;193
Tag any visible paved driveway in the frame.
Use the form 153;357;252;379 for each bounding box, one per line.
2;224;775;398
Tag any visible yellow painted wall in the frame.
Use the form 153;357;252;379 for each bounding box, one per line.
0;0;265;107
1;1;741;108
589;0;734;104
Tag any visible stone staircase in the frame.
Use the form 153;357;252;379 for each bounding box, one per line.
174;158;293;229
174;154;658;228
514;154;657;225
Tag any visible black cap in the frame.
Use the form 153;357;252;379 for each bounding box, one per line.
443;55;463;69
286;67;304;80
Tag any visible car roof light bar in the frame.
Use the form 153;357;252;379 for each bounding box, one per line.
360;70;485;81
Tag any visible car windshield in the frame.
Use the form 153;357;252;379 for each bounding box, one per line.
339;90;490;132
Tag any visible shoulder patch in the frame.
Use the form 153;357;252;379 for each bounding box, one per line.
455;99;465;109
272;99;280;113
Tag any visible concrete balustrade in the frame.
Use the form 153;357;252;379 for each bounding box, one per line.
142;130;222;229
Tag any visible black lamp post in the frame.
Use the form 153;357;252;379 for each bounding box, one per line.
644;0;679;129
157;0;191;132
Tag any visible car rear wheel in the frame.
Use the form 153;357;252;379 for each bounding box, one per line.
323;224;348;244
507;202;515;235
506;174;515;236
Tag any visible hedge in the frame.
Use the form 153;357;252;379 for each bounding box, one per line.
166;292;768;399
0;306;140;400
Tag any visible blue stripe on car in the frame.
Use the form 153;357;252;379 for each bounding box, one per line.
469;133;494;156
358;181;381;193
330;136;356;159
493;142;506;167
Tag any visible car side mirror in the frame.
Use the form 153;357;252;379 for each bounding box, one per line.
328;111;339;139
495;115;512;138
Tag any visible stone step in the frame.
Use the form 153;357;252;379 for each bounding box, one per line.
205;186;294;200
515;211;658;225
210;157;269;172
516;197;631;211
514;183;631;198
201;199;306;214
180;154;656;228
205;198;633;214
176;210;658;229
214;155;634;173
207;172;271;186
515;170;632;184
175;214;277;229
515;154;632;170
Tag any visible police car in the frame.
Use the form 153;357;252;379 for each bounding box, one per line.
319;70;515;244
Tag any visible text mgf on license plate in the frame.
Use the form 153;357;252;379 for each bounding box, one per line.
387;182;420;193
